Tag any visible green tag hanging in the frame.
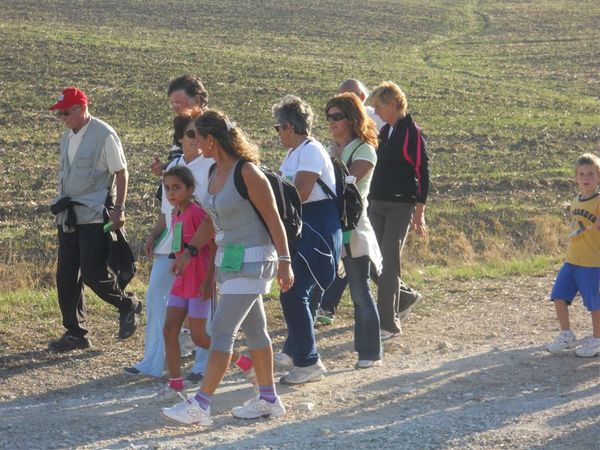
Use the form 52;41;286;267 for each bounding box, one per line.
342;230;352;245
221;244;245;272
171;222;183;252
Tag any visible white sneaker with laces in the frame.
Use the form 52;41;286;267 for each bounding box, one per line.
356;359;383;369
574;336;600;358
154;384;184;402
162;394;212;426
280;360;326;384
231;395;286;419
546;331;577;354
178;328;195;358
274;352;293;368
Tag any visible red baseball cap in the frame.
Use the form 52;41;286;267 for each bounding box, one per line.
49;87;88;110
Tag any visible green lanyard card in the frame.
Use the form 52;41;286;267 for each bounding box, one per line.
171;222;183;253
154;228;168;249
221;244;245;272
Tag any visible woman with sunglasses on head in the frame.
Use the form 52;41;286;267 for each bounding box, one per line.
367;81;430;340
320;93;383;369
126;76;212;382
272;95;342;385
162;110;293;426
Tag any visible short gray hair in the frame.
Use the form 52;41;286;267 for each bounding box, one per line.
271;94;313;135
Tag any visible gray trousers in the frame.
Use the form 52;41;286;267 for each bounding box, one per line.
368;200;416;333
209;293;271;353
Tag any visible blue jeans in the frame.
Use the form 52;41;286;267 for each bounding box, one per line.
345;255;382;361
309;273;347;317
281;257;320;367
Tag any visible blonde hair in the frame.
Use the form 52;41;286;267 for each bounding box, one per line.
325;93;378;148
369;81;407;114
195;110;259;164
575;153;600;173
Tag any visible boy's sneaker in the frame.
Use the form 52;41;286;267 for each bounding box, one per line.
154;384;184;402
356;359;383;369
231;395;286;419
280;360;326;384
315;308;334;326
274;352;294;368
546;331;577;354
178;328;195;358
574;337;600;358
184;372;204;387
162;394;212;426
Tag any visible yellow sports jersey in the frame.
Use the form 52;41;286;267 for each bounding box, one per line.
566;193;600;267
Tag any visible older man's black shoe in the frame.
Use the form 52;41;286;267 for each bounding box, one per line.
48;333;91;352
119;299;142;339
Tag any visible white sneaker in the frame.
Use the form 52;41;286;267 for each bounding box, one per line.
574;336;600;358
154;384;184;402
162;394;212;426
231;395;286;419
546;331;577;354
178;328;195;358
380;329;401;341
280;360;326;384
274;352;294;368
356;359;383;369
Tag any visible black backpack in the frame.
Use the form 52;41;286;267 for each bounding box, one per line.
316;144;364;232
210;161;303;243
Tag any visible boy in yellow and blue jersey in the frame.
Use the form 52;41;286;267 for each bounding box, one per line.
546;153;600;357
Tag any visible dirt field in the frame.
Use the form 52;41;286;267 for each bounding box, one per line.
1;274;598;449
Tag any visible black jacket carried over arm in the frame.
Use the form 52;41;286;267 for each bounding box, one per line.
368;114;429;204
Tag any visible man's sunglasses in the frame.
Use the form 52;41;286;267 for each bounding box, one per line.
273;124;283;132
55;106;81;117
184;129;198;139
325;112;347;122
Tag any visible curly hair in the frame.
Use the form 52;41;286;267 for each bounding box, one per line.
325;93;378;148
271;94;314;136
369;81;407;114
195;110;260;164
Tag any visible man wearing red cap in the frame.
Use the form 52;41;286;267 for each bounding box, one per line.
49;87;142;351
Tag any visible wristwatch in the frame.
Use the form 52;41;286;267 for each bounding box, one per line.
184;243;198;257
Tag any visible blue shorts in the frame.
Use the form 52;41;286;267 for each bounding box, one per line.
550;263;600;311
167;294;212;319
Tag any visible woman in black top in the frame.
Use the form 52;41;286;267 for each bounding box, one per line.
368;81;430;339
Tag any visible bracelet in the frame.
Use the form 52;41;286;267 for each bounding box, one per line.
277;255;291;262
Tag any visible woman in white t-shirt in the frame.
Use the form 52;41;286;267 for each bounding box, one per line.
272;95;342;385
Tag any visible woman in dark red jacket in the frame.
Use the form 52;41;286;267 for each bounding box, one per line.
368;81;430;340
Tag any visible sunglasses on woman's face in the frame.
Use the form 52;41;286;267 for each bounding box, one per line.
325;112;347;122
184;129;197;139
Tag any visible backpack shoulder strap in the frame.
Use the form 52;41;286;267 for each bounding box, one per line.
347;141;365;167
233;160;249;199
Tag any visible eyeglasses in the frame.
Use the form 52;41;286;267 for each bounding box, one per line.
184;129;197;139
273;124;282;132
55;105;81;117
325;112;347;122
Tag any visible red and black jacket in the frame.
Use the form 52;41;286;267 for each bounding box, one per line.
368;114;429;204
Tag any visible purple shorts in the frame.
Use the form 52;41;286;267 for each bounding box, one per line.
550;263;600;311
167;294;212;319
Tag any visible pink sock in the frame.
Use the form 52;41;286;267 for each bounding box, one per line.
169;377;184;391
234;354;253;372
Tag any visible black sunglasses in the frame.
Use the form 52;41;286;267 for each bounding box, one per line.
184;129;197;139
273;124;282;132
325;112;347;122
55;106;81;117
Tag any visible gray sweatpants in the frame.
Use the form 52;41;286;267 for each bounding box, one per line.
208;293;271;353
368;200;414;333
